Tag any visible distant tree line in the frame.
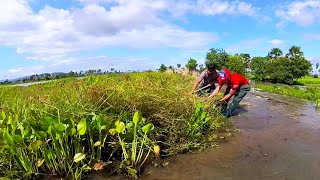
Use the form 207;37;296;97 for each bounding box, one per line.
159;45;313;84
0;68;125;85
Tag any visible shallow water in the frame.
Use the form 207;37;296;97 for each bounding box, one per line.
139;91;320;180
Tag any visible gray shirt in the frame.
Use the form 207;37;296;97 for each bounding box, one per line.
198;70;220;85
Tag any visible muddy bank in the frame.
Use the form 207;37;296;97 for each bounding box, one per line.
140;91;320;180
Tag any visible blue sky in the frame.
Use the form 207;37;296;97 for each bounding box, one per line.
0;0;320;80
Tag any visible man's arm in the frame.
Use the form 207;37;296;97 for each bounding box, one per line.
206;85;222;99
189;78;202;95
189;72;206;95
219;89;236;102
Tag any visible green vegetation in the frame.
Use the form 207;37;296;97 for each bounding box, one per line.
0;73;229;179
255;83;320;101
205;48;247;74
255;76;320;107
251;46;312;84
0;69;120;85
158;64;167;72
297;76;320;85
185;58;198;70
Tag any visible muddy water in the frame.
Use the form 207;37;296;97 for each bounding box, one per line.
141;91;320;180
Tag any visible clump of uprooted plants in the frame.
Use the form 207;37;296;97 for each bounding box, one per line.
0;72;231;179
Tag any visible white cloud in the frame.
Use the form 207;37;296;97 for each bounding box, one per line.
276;0;320;26
268;39;284;46
195;0;257;16
9;68;24;73
0;0;218;63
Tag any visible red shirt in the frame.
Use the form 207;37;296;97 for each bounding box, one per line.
218;73;249;90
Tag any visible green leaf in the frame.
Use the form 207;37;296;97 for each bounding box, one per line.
82;164;92;171
3;130;14;145
94;115;102;131
34;131;47;139
109;129;117;136
55;134;61;140
0;111;6;120
142;123;154;134
133;111;142;125
115;121;125;133
77;119;87;135
36;159;45;167
193;132;202;137
70;128;76;135
40;117;57;128
28;140;44;151
47;126;52;135
196;102;204;109
93;141;101;147
23;127;32;138
74;153;86;163
7;116;12;125
12;135;22;144
201;112;207;121
126;121;134;129
54;123;66;132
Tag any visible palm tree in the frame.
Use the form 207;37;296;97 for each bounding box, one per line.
286;45;304;58
268;48;283;59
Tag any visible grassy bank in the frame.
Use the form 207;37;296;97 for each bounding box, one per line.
0;72;229;179
254;77;320;107
297;76;320;85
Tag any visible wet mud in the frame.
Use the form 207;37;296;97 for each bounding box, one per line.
141;91;320;180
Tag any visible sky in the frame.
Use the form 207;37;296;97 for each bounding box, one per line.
0;0;320;80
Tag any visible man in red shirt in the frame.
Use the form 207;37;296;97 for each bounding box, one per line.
206;68;251;118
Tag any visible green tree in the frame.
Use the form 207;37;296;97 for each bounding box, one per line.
205;48;228;69
268;56;311;84
239;53;251;68
177;64;181;69
289;56;312;80
268;48;283;59
251;56;270;81
158;64;167;72
185;58;198;70
199;64;205;71
268;57;294;84
286;45;304;58
226;55;246;75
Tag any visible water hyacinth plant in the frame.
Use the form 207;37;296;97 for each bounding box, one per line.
0;72;229;179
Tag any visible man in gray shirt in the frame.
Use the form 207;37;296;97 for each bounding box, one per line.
189;64;220;96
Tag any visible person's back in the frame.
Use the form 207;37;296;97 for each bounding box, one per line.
227;73;250;91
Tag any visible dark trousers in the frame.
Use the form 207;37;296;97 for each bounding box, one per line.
197;83;216;96
221;85;251;117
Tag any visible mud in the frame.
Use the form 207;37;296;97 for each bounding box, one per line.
140;91;320;180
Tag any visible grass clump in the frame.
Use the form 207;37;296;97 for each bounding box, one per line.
0;72;229;179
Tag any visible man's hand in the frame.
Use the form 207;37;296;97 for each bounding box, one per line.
215;101;221;107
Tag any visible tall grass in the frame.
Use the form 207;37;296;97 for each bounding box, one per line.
0;72;229;179
297;76;320;85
